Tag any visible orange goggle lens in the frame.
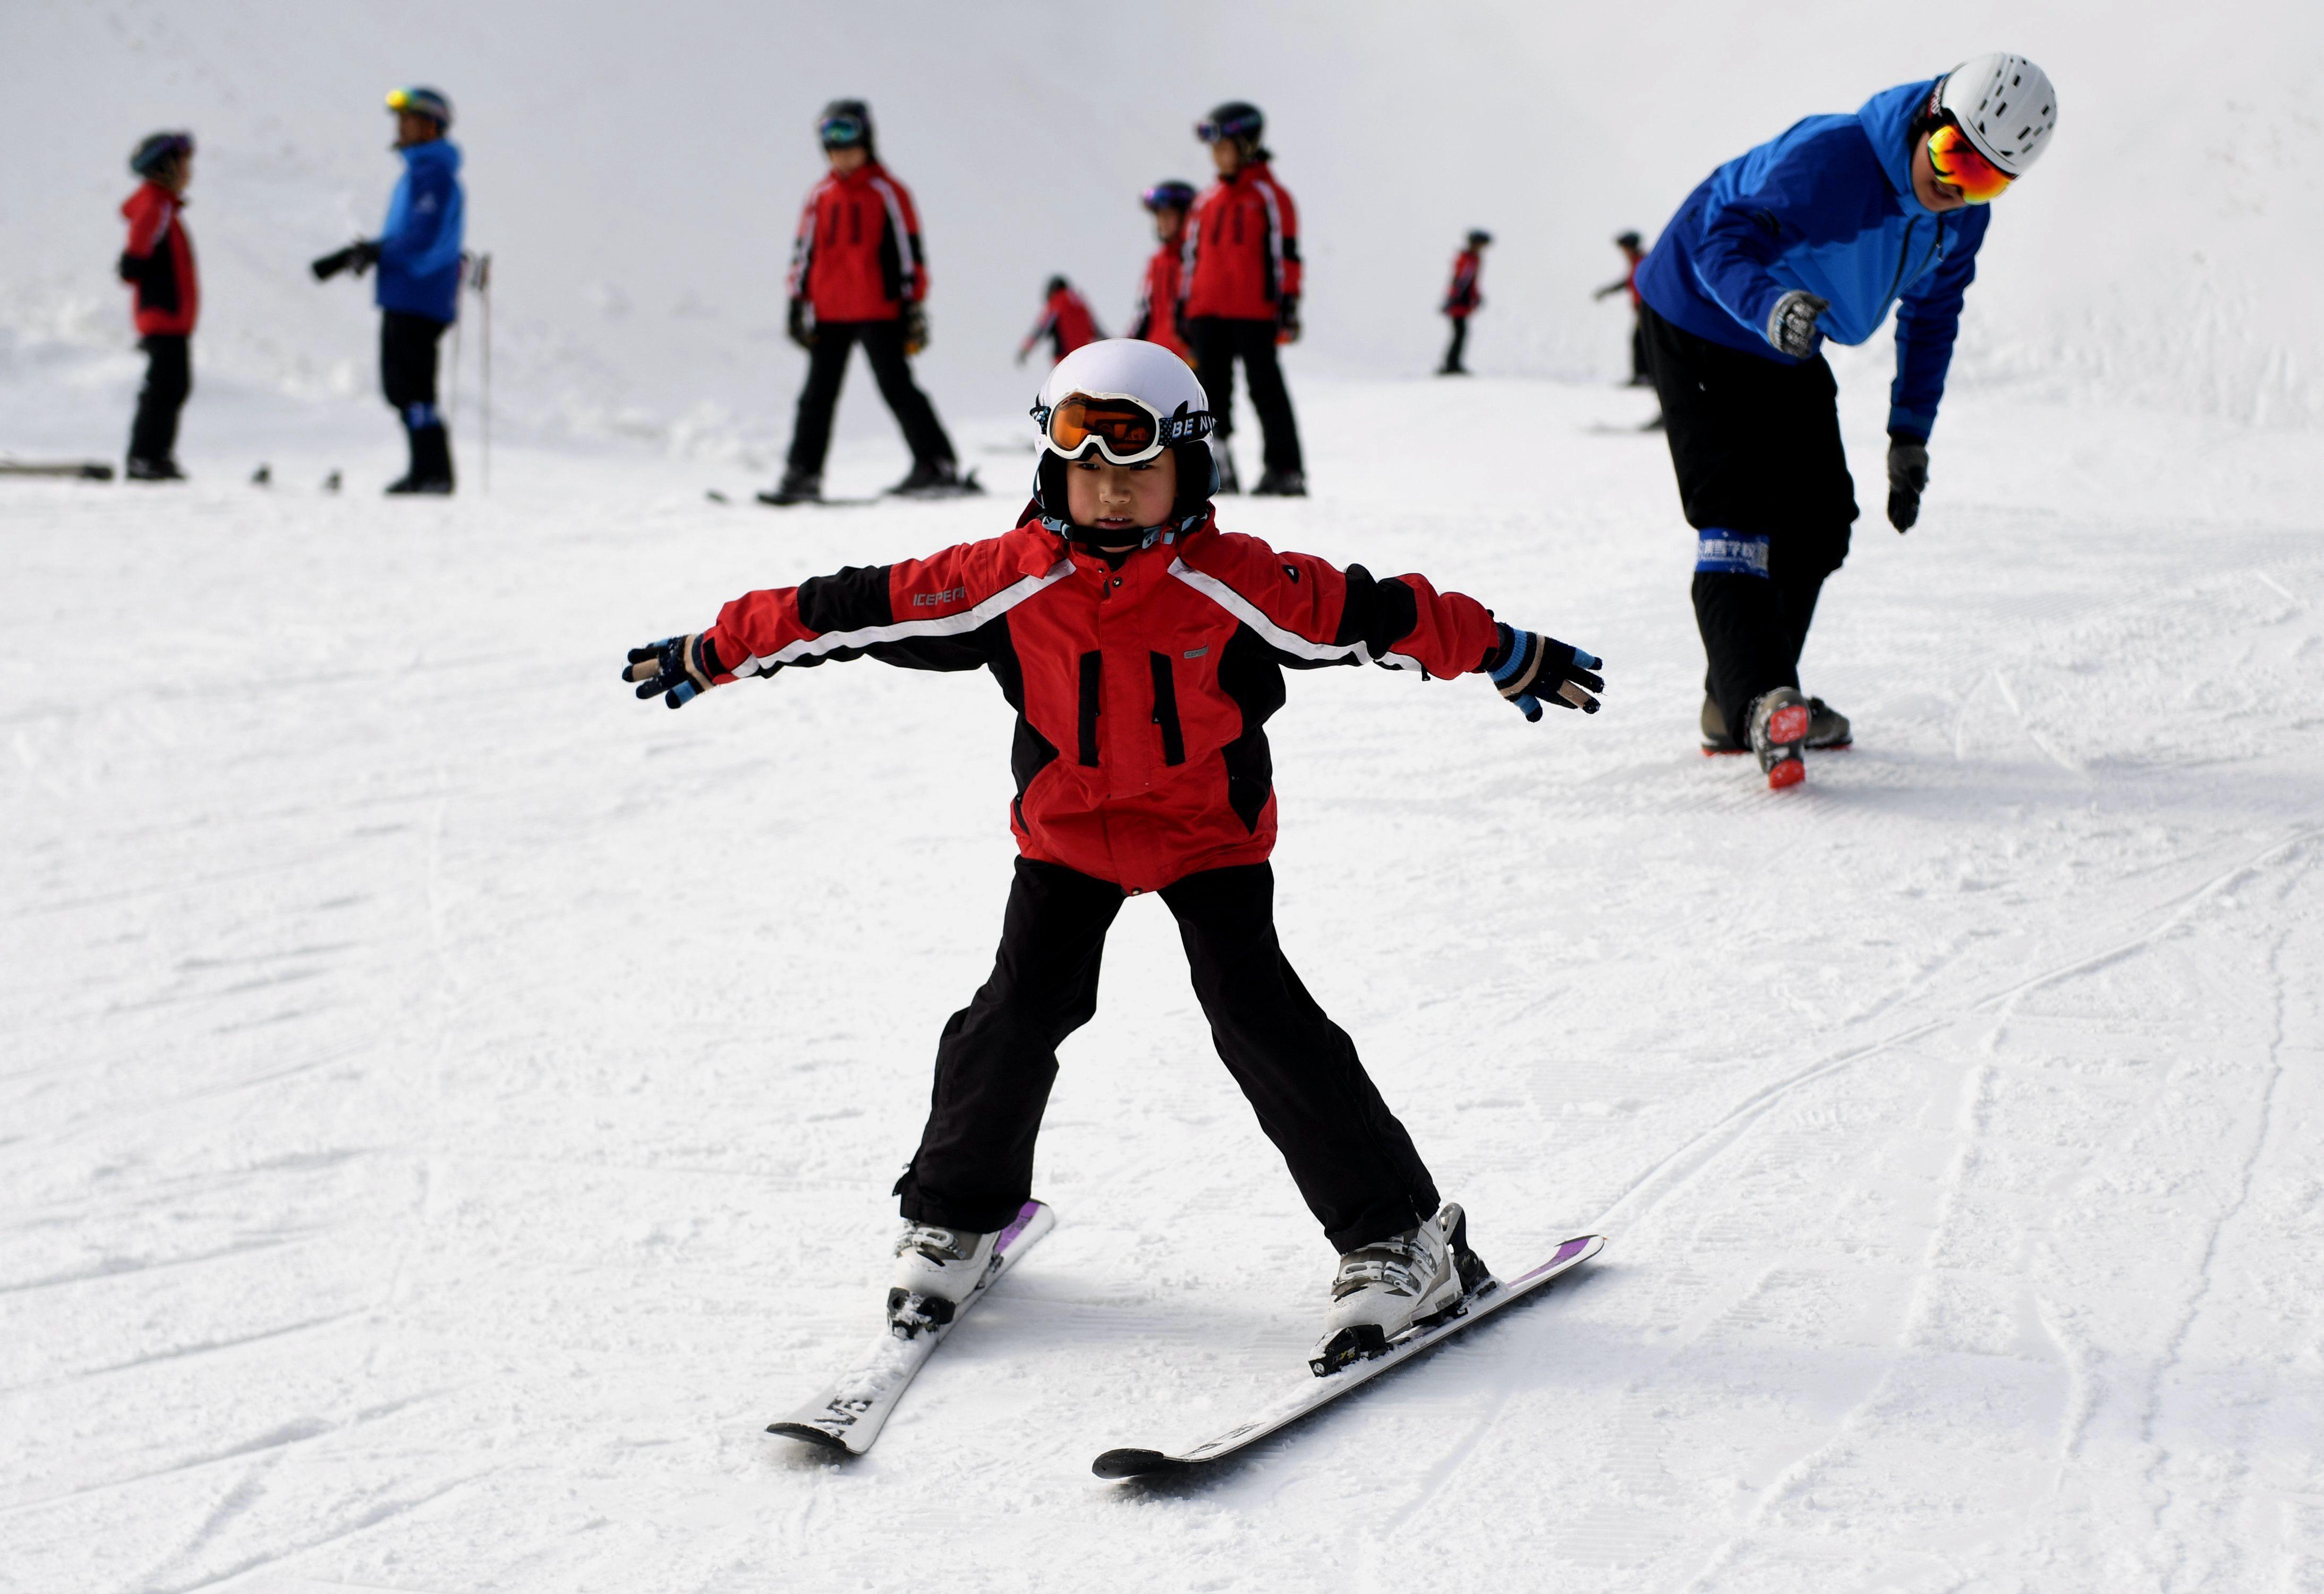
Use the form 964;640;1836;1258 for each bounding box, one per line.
1928;122;2014;204
1046;394;1164;464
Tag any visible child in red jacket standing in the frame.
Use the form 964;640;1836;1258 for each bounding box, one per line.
1438;229;1491;376
625;340;1605;1371
1126;179;1194;364
118;131;199;481
1179;103;1306;496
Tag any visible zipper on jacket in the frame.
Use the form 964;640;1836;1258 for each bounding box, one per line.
1077;652;1102;766
1882;217;1919;311
1148;652;1186;766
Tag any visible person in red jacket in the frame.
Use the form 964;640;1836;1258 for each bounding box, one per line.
1438;229;1491;376
1125;179;1194;364
624;340;1606;1367
766;100;968;505
117;131;199;481
1016;276;1103;365
1178;103;1306;496
1593;230;1652;387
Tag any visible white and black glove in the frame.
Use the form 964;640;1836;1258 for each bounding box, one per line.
1887;437;1929;532
1766;290;1829;360
624;633;726;710
1486;624;1604;721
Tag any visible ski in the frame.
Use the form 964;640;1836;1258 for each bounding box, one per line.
0;460;114;481
1092;1231;1604;1480
766;1199;1054;1456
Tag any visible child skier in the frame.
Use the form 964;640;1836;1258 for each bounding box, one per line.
1125;180;1195;364
1016;276;1103;365
1438;229;1489;376
624;340;1604;1370
117;131;199;481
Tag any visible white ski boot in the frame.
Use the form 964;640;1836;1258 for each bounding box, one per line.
1310;1203;1488;1375
887;1222;997;1339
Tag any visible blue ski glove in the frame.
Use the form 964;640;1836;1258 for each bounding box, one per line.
624;633;726;710
1486;623;1603;721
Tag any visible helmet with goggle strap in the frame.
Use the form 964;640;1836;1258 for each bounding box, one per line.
385;86;453;127
819;98;873;151
1028;339;1219;540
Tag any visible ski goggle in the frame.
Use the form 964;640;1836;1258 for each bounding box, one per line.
1927;120;2014;204
819;113;869;149
1032;391;1213;466
385;87;451;124
1196;114;1261;144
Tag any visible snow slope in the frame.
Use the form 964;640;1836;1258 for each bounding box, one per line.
5;366;2323;1590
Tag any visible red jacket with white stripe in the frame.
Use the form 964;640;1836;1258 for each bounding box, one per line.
1180;163;1300;322
787;162;926;323
119;182;198;337
698;512;1503;892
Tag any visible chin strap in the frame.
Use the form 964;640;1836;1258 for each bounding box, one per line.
1042;511;1206;551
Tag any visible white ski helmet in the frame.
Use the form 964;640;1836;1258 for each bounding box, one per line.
1936;53;2057;176
1031;339;1217;531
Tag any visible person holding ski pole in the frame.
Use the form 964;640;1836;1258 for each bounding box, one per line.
1126;179;1194;364
117;131;199;482
1593;231;1651;387
1017;276;1103;366
1438;229;1489;376
763;100;970;505
622;339;1605;1373
1633;53;2056;789
1179;102;1306;496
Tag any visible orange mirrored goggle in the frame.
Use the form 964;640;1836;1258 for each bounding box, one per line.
1927;121;2014;204
1033;391;1212;465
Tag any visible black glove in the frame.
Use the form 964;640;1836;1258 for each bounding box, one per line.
1276;295;1301;345
786;299;816;351
1486;623;1604;721
624;633;726;710
1765;289;1828;359
1887;437;1929;532
901;302;929;356
309;241;380;283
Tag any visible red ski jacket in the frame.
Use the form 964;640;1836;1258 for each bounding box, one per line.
1128;234;1189;359
698;512;1502;893
787;162;926;323
1443;249;1483;319
118;182;198;337
1181;163;1301;322
1022;286;1101;360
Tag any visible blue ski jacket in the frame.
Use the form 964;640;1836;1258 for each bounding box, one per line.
375;139;465;323
1633;80;1988;440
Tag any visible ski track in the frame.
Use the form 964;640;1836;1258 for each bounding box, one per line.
4;369;2323;1592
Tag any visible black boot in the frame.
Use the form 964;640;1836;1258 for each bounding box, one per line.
1251;467;1307;497
757;468;822;506
387;425;454;495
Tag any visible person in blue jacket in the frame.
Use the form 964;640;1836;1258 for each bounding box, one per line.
1635;54;2057;788
351;87;465;495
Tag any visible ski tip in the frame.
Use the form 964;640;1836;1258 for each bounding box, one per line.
766;1421;854;1454
1092;1447;1182;1480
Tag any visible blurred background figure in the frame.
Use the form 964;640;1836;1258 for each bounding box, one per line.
1594;230;1651;387
1017;276;1103;366
1438;228;1490;376
767;99;969;504
117;131;198;481
1126;179;1195;365
1180;101;1304;496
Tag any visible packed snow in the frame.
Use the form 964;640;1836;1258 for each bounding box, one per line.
7;2;2324;1591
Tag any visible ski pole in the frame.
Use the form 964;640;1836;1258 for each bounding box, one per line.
447;252;465;433
472;251;493;497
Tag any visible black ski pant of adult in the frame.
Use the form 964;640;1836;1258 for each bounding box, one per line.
1188;316;1305;476
895;857;1439;1252
784;319;955;478
129;335;190;467
1641;303;1857;743
381;311;454;485
1441;317;1469;373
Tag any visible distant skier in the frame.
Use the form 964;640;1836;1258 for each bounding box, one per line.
1125;180;1195;364
624;340;1606;1371
1593;231;1652;387
1179;102;1305;496
1437;229;1489;376
1016;277;1103;366
117;131;199;482
765;100;968;505
1635;54;2056;788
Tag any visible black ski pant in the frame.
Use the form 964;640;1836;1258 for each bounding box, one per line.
1188;316;1305;476
784;318;956;479
381;311;454;485
1641;303;1857;742
895;857;1439;1252
1629;316;1650;386
1442;317;1469;373
128;334;190;467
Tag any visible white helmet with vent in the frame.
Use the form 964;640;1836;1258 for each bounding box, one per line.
1938;53;2057;176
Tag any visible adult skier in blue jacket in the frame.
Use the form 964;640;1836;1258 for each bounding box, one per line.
1635;54;2056;788
354;87;465;494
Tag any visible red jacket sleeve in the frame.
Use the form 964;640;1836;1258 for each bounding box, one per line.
122;187;172;259
785;182;822;301
702;526;1071;678
1173;530;1500;680
1271;180;1302;303
887;177;927;303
